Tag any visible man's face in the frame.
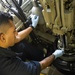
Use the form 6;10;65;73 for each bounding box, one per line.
4;20;18;47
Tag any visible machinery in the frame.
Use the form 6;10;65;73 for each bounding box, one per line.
0;0;75;75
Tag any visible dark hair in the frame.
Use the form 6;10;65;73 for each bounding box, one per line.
0;11;13;25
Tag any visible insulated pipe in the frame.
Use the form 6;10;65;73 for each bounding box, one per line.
55;0;60;26
61;0;66;27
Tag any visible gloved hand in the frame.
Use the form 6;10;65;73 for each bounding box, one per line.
30;14;39;29
52;48;64;59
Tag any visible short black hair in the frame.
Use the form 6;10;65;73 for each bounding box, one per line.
0;11;13;25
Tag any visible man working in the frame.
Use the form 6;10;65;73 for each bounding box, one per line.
0;11;64;75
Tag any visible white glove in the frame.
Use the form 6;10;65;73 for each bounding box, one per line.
52;48;64;59
30;14;39;28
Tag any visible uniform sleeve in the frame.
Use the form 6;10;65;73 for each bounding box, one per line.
10;58;41;75
0;57;41;75
22;61;41;75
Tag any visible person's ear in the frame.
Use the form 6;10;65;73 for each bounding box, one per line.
0;33;6;42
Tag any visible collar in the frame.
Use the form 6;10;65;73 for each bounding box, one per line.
0;47;17;57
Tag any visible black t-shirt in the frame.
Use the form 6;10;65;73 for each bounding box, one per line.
0;47;41;75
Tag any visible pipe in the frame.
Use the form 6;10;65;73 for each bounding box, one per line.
54;0;60;26
61;0;66;27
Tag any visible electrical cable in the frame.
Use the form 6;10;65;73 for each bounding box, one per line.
11;0;27;21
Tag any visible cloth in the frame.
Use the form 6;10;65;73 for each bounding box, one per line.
0;47;41;75
10;41;44;61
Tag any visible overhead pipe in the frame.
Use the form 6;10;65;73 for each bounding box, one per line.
61;0;66;28
54;0;60;26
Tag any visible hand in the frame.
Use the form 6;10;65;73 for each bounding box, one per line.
52;48;64;59
30;14;39;28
